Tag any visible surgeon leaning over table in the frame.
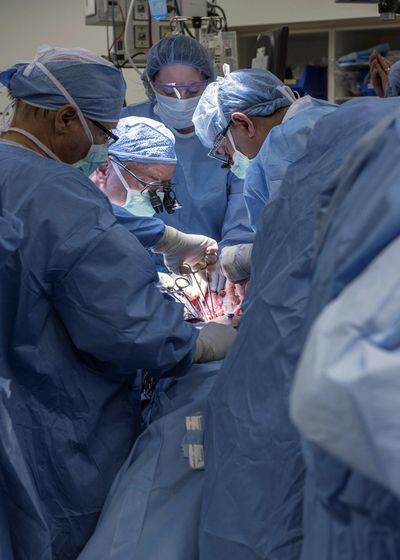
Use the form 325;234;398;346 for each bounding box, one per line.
0;45;237;560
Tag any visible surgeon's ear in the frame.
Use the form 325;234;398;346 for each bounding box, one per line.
55;104;78;135
231;112;256;138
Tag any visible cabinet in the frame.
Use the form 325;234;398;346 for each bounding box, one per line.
234;17;400;103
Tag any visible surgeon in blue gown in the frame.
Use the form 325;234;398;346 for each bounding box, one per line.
288;102;400;560
193;68;336;283
122;34;254;287
94;115;221;275
0;45;236;560
192;95;400;560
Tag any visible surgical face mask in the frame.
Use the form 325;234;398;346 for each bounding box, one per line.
227;129;252;180
111;161;156;217
153;93;201;131
72;142;109;176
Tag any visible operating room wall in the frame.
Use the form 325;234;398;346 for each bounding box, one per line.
218;0;377;27
0;0;377;113
0;0;147;113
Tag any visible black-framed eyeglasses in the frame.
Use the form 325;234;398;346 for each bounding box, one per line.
90;119;119;145
208;120;232;166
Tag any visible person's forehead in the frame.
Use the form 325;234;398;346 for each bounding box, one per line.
155;64;204;85
124;161;175;177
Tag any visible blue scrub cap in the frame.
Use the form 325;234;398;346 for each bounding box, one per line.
193;68;294;148
0;45;126;123
386;60;400;97
108;116;177;164
142;35;216;101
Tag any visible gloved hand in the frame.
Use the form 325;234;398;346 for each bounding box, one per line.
193;321;237;363
153;225;218;275
220;243;253;283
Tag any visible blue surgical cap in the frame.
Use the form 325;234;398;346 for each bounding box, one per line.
386;60;400;97
193;69;294;148
0;45;126;123
108;116;177;164
142;35;216;101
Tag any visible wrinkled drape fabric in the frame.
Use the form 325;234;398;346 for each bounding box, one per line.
291;234;400;500
198;97;400;560
296;103;400;560
79;361;221;560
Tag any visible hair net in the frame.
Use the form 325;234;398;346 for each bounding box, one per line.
108;116;177;164
0;45;126;122
142;35;216;101
385;60;400;97
193;69;294;148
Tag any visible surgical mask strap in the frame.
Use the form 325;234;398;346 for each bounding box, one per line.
276;85;296;104
6;127;61;161
0;98;16;133
111;160;130;194
23;60;94;144
227;128;237;152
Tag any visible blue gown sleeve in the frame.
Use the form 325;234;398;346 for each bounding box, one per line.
46;185;197;378
219;172;255;250
112;204;165;249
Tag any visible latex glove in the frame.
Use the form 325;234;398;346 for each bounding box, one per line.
209;268;226;293
193;321;237;363
369;50;390;97
153;225;218;275
220;243;253;283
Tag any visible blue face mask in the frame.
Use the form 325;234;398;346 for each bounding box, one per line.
72;143;109;176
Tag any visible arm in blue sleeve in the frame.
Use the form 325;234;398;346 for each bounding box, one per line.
219;172;255;250
112;204;165;249
53;222;197;379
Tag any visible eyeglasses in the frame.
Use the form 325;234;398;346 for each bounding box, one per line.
110;156;181;214
208;121;233;167
90;119;119;145
151;80;209;99
110;156;173;190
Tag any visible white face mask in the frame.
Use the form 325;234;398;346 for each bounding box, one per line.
153;93;201;131
111;161;157;217
227;129;252;180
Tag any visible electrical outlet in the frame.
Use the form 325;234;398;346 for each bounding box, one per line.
134;25;151;48
134;0;150;20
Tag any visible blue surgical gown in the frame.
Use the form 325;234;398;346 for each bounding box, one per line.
291;234;400;501
78;361;222;560
198;97;400;560
122;102;254;248
0;140;198;560
112;203;165;248
294;103;400;560
244;96;337;230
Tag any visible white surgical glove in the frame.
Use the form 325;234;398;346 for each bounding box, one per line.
153;225;218;275
220;243;253;283
193;321;237;363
